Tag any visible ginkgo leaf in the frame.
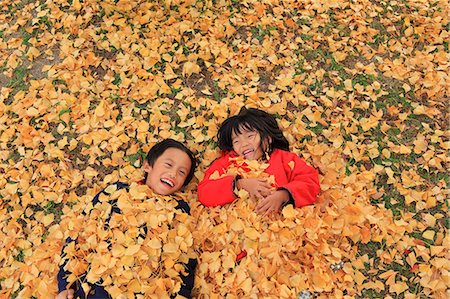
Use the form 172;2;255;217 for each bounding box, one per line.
1;0;447;297
182;61;201;77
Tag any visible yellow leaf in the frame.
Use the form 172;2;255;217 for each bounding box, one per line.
430;246;445;256
148;238;162;249
104;184;118;194
41;214;54;226
344;79;353;90
209;170;221;180
389;282;408;293
282;205;296;218
399;145;412;154
163;243;178;253
127;279;141;292
422;230;435;240
244;227;259;240
182;61;200;77
72;0;82;10
413;134;428;153
406;252;416;267
333;51;347;62
95;101;106;117
404;27;413;37
107;286;122;298
125;244;141;255
5;183;18;195
238;189;249;199
230;219;244;231
129;185;148;200
422;213;436;227
288;160;295;170
240;277;252;293
81;283;91;297
432;258;448;269
402;83;411;92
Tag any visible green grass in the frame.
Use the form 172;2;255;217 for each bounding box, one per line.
7;65;28;90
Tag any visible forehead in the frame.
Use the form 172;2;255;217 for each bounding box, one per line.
157;148;191;168
231;124;257;138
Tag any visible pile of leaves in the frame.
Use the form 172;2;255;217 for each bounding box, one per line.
59;183;196;298
0;0;448;298
191;146;423;298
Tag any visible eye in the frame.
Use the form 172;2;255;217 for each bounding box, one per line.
232;139;239;144
179;170;186;176
165;162;172;167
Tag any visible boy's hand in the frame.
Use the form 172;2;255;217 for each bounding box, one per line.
56;290;74;299
236;178;272;200
255;190;290;214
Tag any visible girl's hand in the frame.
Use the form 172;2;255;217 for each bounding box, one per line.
56;290;74;299
255;190;290;214
236;178;272;200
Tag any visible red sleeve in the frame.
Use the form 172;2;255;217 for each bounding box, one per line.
197;155;237;207
278;153;320;207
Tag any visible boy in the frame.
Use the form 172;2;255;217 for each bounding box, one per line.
57;139;197;299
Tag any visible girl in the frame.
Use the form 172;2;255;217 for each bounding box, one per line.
57;139;197;299
198;107;320;214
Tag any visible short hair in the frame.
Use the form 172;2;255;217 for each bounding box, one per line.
144;139;196;186
217;107;290;154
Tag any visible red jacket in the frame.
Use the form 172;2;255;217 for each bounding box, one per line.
198;149;320;208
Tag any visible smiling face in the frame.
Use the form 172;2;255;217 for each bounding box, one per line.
143;147;192;195
231;127;267;160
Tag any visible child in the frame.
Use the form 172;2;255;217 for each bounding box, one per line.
198;107;320;214
57;139;197;299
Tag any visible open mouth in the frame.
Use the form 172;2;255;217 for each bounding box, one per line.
160;178;175;187
243;149;254;158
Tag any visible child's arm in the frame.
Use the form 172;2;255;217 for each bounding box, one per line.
280;153;320;207
198;156;237;207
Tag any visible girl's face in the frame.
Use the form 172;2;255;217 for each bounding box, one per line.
143;147;192;195
231;128;265;160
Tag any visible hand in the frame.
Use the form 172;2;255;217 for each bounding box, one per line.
236;178;272;200
56;290;74;299
255;190;290;214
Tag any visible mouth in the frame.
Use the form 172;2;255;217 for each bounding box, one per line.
160;178;175;188
242;149;254;158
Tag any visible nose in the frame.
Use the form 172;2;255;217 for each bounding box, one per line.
241;138;250;147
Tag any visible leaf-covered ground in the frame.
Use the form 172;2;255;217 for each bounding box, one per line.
0;0;448;298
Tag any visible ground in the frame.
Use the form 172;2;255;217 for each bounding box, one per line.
0;0;448;298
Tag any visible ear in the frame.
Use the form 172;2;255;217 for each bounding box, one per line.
143;160;152;173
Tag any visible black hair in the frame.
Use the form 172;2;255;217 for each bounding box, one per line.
217;107;289;155
144;138;197;186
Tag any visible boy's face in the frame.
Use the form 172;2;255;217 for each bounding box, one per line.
143;147;192;195
231;127;265;160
